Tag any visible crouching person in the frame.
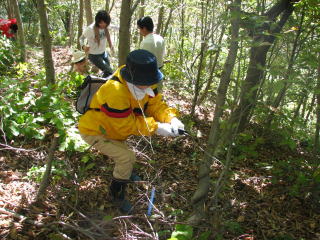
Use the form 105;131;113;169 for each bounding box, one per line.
71;51;89;75
78;50;184;213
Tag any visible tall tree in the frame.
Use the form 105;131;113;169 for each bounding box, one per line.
118;0;141;66
84;0;93;26
11;0;26;62
189;0;242;224
36;0;55;84
77;0;84;49
314;53;320;152
156;4;164;34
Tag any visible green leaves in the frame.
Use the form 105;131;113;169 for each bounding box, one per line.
169;224;193;240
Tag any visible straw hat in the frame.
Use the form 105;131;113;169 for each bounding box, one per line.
71;51;86;63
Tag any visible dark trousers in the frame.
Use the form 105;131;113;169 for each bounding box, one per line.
88;51;113;78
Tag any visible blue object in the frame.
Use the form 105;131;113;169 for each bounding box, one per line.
130;172;142;182
147;187;156;216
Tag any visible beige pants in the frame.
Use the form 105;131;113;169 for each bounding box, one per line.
80;134;136;180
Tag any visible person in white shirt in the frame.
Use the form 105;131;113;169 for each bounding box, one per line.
137;16;165;69
80;10;114;77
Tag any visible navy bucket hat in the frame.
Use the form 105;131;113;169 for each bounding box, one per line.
120;49;163;86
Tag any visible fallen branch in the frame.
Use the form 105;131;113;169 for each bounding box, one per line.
0;207;44;227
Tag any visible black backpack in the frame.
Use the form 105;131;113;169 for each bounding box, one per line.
75;75;108;114
75;75;121;114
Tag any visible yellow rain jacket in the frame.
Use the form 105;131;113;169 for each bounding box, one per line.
78;66;177;140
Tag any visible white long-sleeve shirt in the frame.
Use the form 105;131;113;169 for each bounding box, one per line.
140;33;165;68
79;23;107;55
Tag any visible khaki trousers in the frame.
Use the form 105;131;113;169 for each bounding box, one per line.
80;134;136;180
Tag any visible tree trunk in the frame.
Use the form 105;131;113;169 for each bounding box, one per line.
224;0;295;139
68;7;75;47
11;0;26;62
156;5;164;34
84;0;93;26
105;0;110;12
162;7;173;37
197;24;226;105
118;0;141;65
314;54;320;152
36;0;55;84
189;0;241;224
305;93;316;123
138;0;145;44
179;0;185;65
118;0;132;66
77;0;84;49
6;0;14;18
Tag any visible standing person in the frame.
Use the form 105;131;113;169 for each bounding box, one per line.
78;50;184;213
137;16;165;69
80;10;114;77
0;18;18;39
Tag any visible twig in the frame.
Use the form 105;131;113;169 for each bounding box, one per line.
0;143;39;152
66;203;112;236
0;207;44;227
36;135;59;201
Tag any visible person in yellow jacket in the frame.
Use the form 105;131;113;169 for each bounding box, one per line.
78;49;184;213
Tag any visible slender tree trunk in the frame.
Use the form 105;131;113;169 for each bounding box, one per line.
77;0;84;49
11;0;26;62
314;54;320;152
162;7;173;37
68;7;76;47
189;0;241;224
36;0;55;84
190;1;210;116
108;0;116;13
206;0;241;152
197;25;226;105
190;42;207;117
105;0;110;12
301;93;308;119
305;93;316;123
156;5;164;34
118;0;132;66
292;95;304;120
179;0;185;65
118;0;140;66
138;0;145;44
84;0;93;26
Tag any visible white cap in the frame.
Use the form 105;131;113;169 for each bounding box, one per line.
71;51;86;63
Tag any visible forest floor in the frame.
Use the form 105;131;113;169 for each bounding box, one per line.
0;47;319;240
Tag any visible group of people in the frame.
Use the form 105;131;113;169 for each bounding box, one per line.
2;10;183;214
75;10;183;213
72;10;165;78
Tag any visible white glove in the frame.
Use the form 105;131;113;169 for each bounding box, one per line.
156;122;175;137
170;117;185;136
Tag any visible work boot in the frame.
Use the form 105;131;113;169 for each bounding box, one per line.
129;171;142;182
109;179;132;214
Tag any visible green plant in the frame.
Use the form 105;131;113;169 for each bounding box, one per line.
168;224;193;240
26;160;68;183
0;65;87;152
0;36;18;74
